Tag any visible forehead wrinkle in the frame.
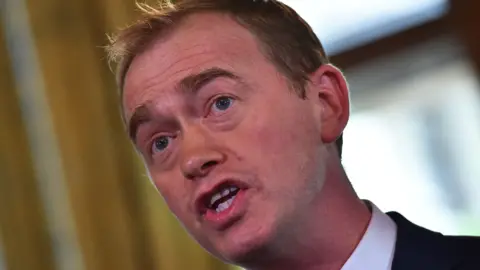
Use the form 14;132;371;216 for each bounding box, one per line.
125;54;219;110
130;57;228;108
126;14;261;91
124;13;272;117
128;49;211;96
127;45;240;100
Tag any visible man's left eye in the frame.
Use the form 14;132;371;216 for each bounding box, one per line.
211;96;234;112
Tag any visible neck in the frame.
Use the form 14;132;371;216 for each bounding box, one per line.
248;156;372;270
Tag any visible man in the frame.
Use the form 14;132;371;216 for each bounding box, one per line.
106;0;480;269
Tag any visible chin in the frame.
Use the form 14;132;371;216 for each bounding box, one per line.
213;216;280;266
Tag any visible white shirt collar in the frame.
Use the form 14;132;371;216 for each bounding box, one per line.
341;202;397;270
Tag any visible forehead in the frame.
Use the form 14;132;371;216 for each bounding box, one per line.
123;12;269;116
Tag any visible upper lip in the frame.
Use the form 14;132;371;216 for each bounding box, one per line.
194;178;248;216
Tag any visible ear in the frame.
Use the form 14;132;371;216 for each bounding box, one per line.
305;64;350;145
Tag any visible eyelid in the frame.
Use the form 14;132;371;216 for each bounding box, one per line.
205;94;235;116
146;133;177;158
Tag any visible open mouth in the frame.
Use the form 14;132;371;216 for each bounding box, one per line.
205;184;240;213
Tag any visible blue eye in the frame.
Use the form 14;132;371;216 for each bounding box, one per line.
151;136;170;154
212;96;233;112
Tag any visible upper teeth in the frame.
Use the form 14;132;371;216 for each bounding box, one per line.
209;186;239;208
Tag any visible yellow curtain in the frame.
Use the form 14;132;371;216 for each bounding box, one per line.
0;22;56;270
0;0;234;269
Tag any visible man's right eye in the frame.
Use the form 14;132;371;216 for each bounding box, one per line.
151;136;171;154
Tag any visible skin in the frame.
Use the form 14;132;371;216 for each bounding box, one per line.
123;12;371;270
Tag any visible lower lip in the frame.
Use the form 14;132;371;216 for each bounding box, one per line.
203;189;248;230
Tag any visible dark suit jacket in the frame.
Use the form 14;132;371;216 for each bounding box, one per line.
387;212;480;270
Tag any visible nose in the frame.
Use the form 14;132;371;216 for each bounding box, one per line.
180;130;225;180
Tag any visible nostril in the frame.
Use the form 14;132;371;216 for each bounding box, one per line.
182;151;225;179
201;160;218;172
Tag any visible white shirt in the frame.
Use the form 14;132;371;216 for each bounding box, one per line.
342;202;398;270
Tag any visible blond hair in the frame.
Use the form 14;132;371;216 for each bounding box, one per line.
106;0;343;156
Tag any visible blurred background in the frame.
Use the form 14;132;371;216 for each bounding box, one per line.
1;0;479;269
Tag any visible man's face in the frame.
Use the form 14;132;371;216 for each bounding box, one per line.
123;13;336;263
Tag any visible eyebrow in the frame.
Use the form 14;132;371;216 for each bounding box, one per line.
128;104;152;142
127;67;240;142
177;67;239;95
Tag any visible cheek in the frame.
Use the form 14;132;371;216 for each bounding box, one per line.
260;128;317;186
239;104;321;183
253;105;318;160
151;173;191;219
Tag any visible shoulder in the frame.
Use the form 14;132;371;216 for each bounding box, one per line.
387;212;480;270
